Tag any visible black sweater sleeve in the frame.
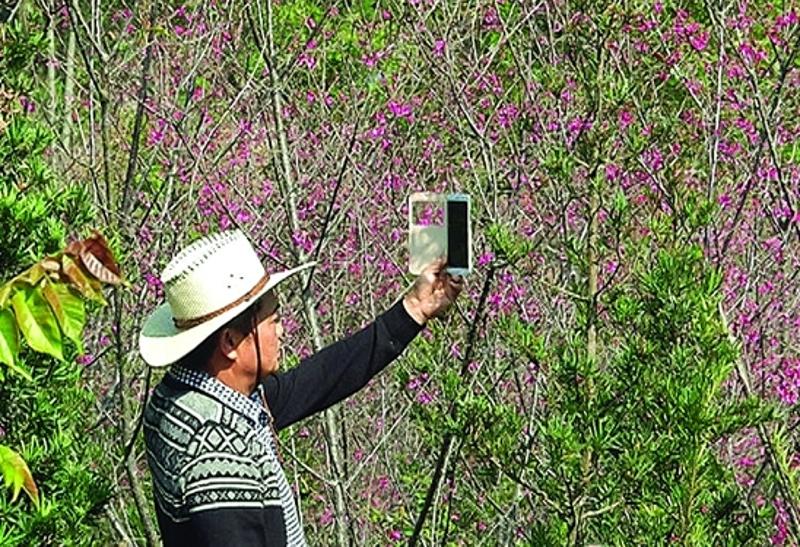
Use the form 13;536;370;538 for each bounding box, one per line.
262;299;423;431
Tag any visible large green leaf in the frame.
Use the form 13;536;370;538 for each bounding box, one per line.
0;284;11;309
0;309;31;381
42;281;85;353
0;445;38;504
0;309;18;366
10;287;63;361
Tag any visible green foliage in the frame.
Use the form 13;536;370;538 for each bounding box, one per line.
518;245;776;544
486;222;533;266
0;122;94;274
0;16;47;94
0;15;118;545
0;359;114;545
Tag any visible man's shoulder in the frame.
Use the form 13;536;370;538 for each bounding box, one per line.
145;376;261;454
144;376;227;453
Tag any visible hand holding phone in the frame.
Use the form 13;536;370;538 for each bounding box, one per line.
408;193;472;276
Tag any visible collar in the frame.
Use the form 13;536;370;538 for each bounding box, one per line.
169;364;267;424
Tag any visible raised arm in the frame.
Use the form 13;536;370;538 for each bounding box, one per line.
263;257;464;430
263;299;422;430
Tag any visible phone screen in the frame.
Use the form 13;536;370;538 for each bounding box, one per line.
447;200;469;269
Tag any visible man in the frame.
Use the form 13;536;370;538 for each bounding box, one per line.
139;229;463;546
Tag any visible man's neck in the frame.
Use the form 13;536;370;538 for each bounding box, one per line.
206;359;257;396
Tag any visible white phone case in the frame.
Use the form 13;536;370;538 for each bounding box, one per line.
408;192;446;275
408;192;472;276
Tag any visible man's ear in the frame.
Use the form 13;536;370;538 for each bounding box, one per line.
217;327;242;361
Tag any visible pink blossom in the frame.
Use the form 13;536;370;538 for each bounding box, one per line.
319;507;334;526
148;119;167;146
18;95;35;113
433;39;446;57
775;10;799;31
739;42;767;65
483;7;499;29
737;456;756;468
387;100;414;122
406;373;429;391
772;498;789;545
497;104;519;128
643;147;664;171
689;32;709;51
297;52;316;69
567;117;592;135
144;273;163;290
605;163;622;182
618;109;633;130
477;252;495;266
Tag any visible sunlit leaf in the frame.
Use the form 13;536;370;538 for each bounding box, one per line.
42;281;85;352
0;309;31;381
14;263;45;286
0;284;11;309
10;287;63;361
0;444;38;504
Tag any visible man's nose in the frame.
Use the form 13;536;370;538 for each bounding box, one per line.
276;321;284;339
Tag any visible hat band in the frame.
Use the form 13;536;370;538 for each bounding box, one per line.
173;274;271;329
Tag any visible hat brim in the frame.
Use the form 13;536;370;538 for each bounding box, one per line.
139;262;315;368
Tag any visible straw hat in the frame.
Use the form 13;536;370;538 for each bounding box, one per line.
138;230;314;367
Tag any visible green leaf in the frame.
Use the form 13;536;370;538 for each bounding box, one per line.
41;281;85;353
10;286;63;361
0;444;38;504
0;283;11;309
0;309;19;366
0;309;31;381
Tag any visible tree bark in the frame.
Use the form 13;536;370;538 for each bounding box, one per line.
262;1;352;545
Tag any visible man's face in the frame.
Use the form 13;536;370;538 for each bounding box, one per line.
239;290;283;378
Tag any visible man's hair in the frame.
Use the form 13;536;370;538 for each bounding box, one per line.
179;303;258;370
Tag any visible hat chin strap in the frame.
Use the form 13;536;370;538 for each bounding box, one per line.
252;309;286;466
251;308;263;391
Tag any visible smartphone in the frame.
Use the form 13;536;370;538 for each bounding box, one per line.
446;194;471;276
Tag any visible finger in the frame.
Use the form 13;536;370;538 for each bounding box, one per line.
423;256;447;276
448;275;464;288
447;275;464;287
445;279;462;298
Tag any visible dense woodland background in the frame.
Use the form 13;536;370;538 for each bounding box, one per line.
1;0;800;544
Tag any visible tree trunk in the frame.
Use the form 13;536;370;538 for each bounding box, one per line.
264;1;352;545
